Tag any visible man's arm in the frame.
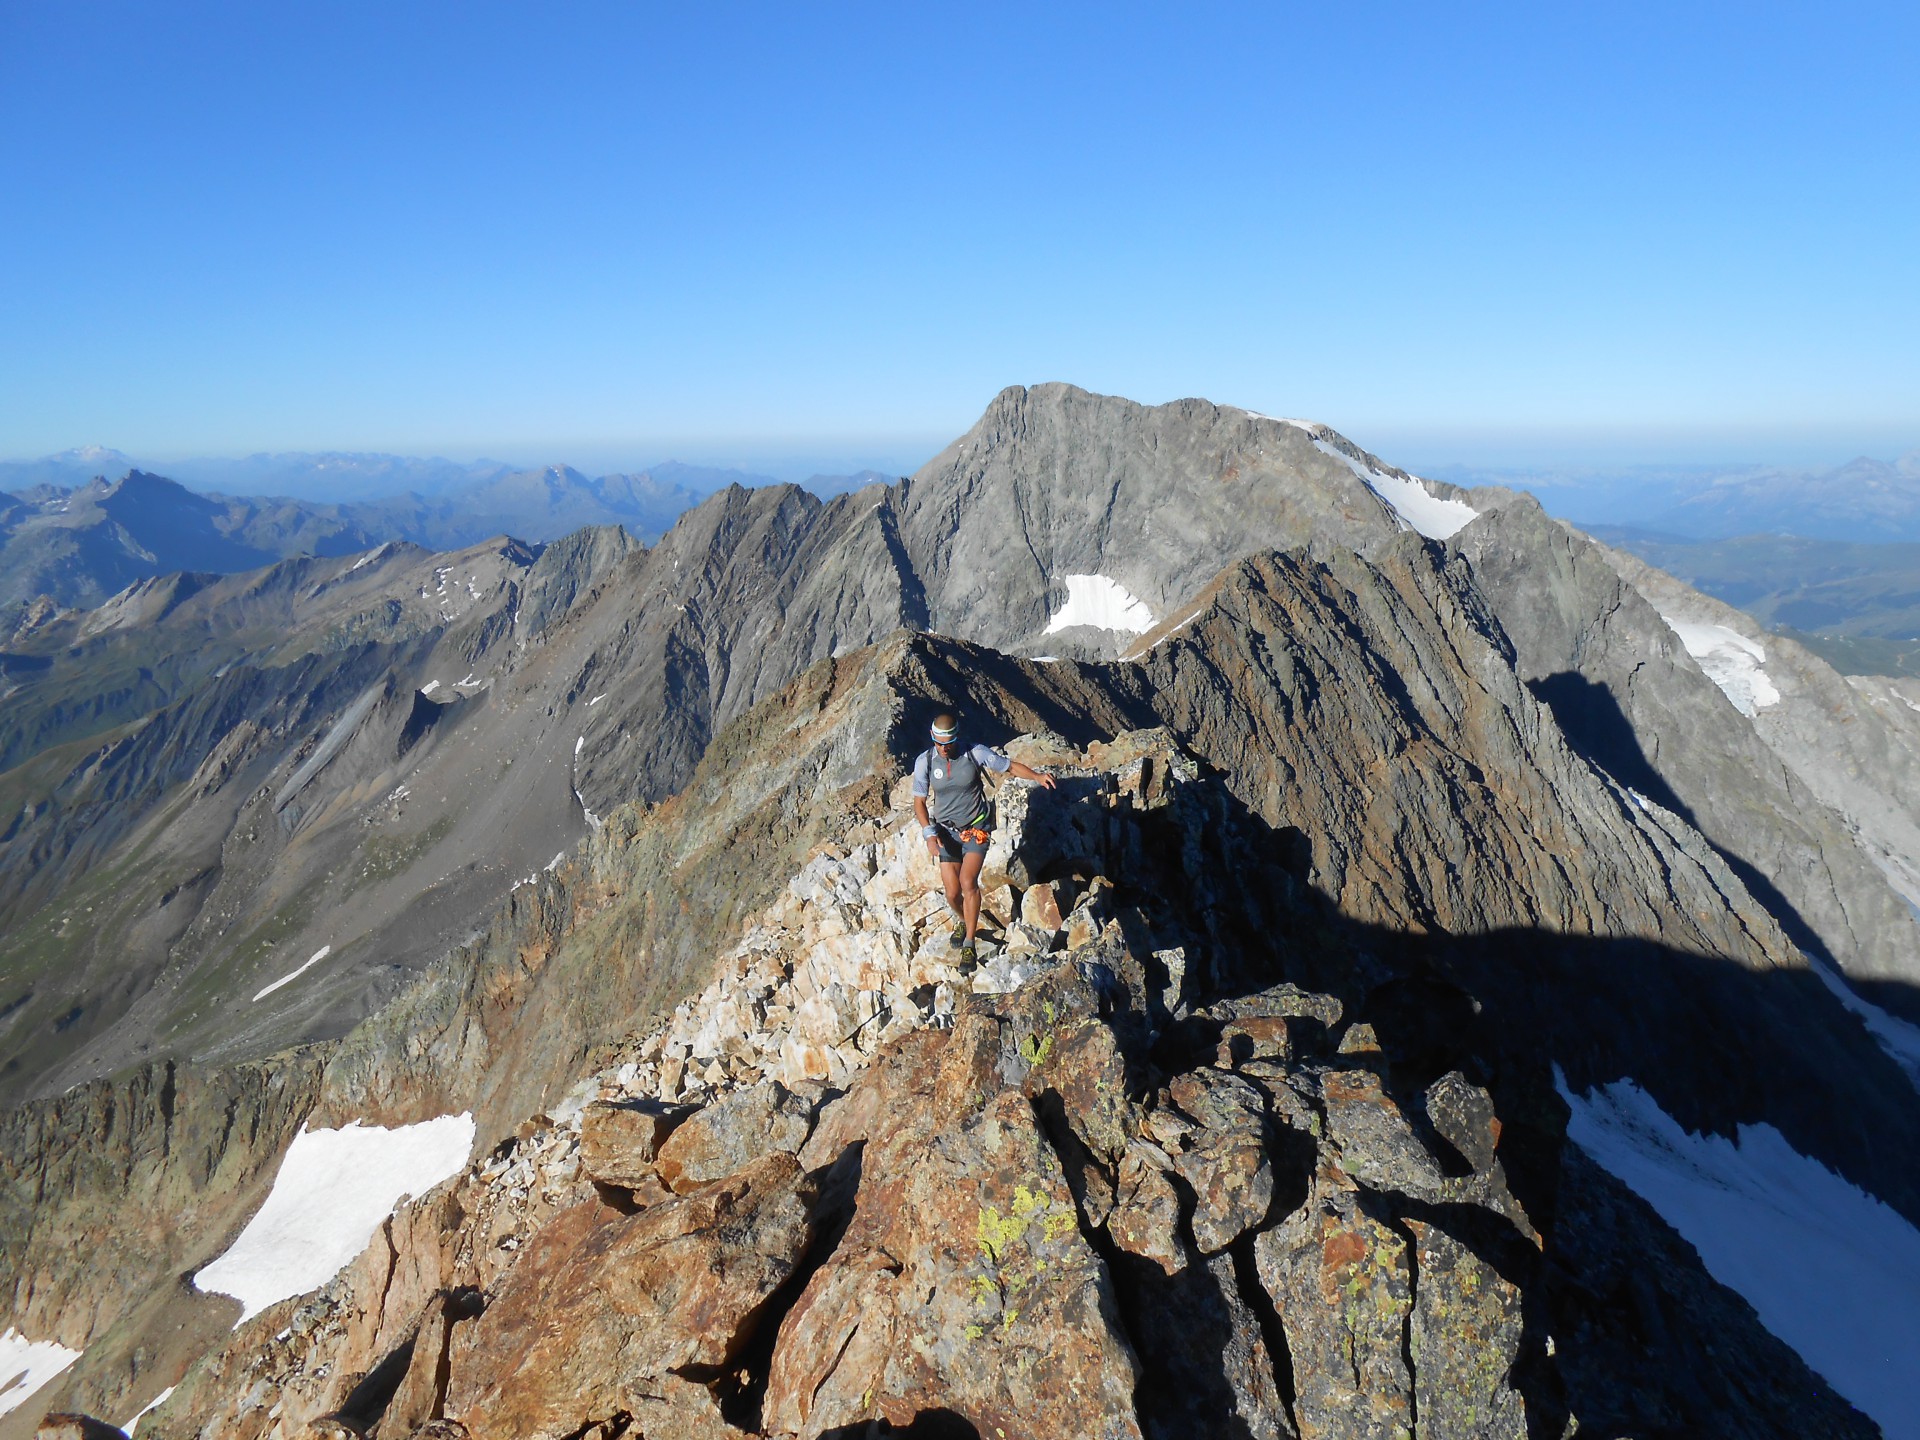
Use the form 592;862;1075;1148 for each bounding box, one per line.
912;753;940;853
1007;759;1057;790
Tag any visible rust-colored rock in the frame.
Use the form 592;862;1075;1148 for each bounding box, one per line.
577;1097;686;1188
653;1081;815;1194
35;1418;127;1440
1217;1014;1295;1067
1106;1144;1186;1276
1020;880;1065;933
448;1153;816;1440
383;1289;481;1436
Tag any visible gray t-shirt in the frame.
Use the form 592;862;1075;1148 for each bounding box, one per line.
912;743;1011;828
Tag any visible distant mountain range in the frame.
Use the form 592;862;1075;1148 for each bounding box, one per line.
0;459;895;610
1427;450;1920;540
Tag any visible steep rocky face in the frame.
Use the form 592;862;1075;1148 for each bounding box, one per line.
1591;536;1920;1015
1454;491;1920;1021
0;1050;328;1423
881;384;1420;657
567;384;1476;816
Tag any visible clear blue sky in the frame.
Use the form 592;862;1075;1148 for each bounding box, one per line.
1;2;1915;471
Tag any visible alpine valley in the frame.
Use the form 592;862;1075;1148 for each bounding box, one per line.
3;385;1918;1440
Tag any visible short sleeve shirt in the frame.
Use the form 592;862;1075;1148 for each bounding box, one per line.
912;743;1011;828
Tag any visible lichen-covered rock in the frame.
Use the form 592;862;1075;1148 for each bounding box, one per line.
1316;1068;1448;1202
1404;1215;1528;1440
764;1072;1140;1439
1106;1144;1187;1276
1422;1070;1500;1172
1255;1179;1415;1440
1112;1248;1295;1440
1164;1069;1275;1254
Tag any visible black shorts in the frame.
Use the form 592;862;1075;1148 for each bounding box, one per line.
932;822;991;862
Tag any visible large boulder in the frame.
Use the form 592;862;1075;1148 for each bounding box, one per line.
653;1081;818;1194
577;1097;687;1188
447;1153;817;1440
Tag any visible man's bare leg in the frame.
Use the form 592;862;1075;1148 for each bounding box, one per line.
940;861;963;927
960;850;986;942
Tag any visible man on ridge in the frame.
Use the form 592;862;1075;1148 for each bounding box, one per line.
912;712;1057;966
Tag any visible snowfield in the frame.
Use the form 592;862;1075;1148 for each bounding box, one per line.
1312;439;1480;540
1044;574;1155;635
0;1329;83;1419
1807;957;1920;1095
1663;618;1781;716
1236;407;1318;430
193;1114;476;1323
124;1384;176;1432
252;945;332;1002
1561;1075;1920;1437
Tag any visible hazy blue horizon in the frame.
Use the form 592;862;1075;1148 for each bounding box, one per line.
9;413;1915;491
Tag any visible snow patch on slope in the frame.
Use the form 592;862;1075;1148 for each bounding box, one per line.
1560;1074;1920;1437
1664;619;1781;715
124;1385;176;1432
1236;407;1319;430
194;1114;476;1323
1312;439;1480;540
253;945;331;1002
0;1329;83;1419
1044;575;1154;635
1806;957;1920;1094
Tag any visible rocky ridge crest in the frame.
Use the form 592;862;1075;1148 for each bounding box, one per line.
104;722;1875;1440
